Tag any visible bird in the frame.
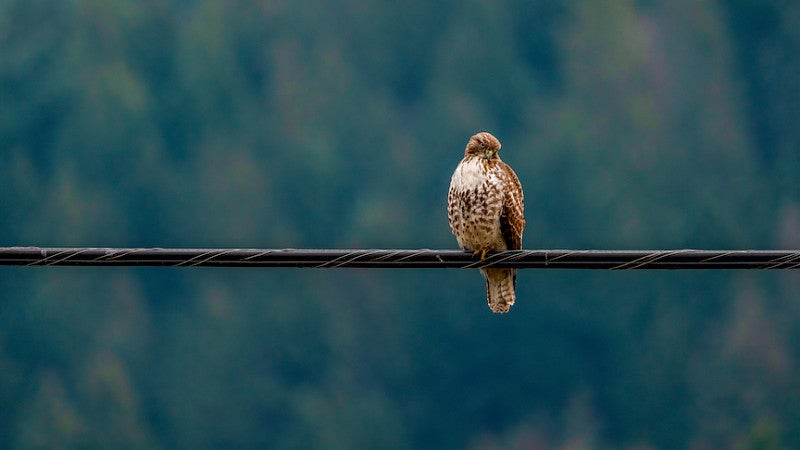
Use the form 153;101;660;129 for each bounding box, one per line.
447;132;526;313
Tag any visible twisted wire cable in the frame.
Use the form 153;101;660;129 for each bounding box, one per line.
1;247;800;269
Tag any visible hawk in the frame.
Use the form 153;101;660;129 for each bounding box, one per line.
448;132;526;313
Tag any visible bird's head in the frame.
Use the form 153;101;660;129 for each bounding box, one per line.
465;132;501;160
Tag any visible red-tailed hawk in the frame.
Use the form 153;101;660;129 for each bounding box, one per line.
448;132;526;313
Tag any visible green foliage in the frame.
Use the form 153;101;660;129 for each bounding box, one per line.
1;0;799;449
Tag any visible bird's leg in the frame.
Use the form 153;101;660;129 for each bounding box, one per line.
473;249;488;260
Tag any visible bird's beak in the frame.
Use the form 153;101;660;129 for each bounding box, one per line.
484;149;494;159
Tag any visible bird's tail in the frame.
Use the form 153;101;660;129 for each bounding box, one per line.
481;268;517;313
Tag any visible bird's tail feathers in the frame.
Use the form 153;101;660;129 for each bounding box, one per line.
481;268;516;313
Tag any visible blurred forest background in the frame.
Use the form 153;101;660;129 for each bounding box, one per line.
1;0;799;448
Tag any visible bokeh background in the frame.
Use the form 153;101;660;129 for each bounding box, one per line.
1;0;799;448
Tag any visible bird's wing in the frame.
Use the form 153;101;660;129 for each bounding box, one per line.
499;162;525;250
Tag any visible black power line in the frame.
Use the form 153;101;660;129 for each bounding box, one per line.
1;247;800;269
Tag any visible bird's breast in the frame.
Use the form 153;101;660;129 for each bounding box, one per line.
450;157;490;192
448;158;506;251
